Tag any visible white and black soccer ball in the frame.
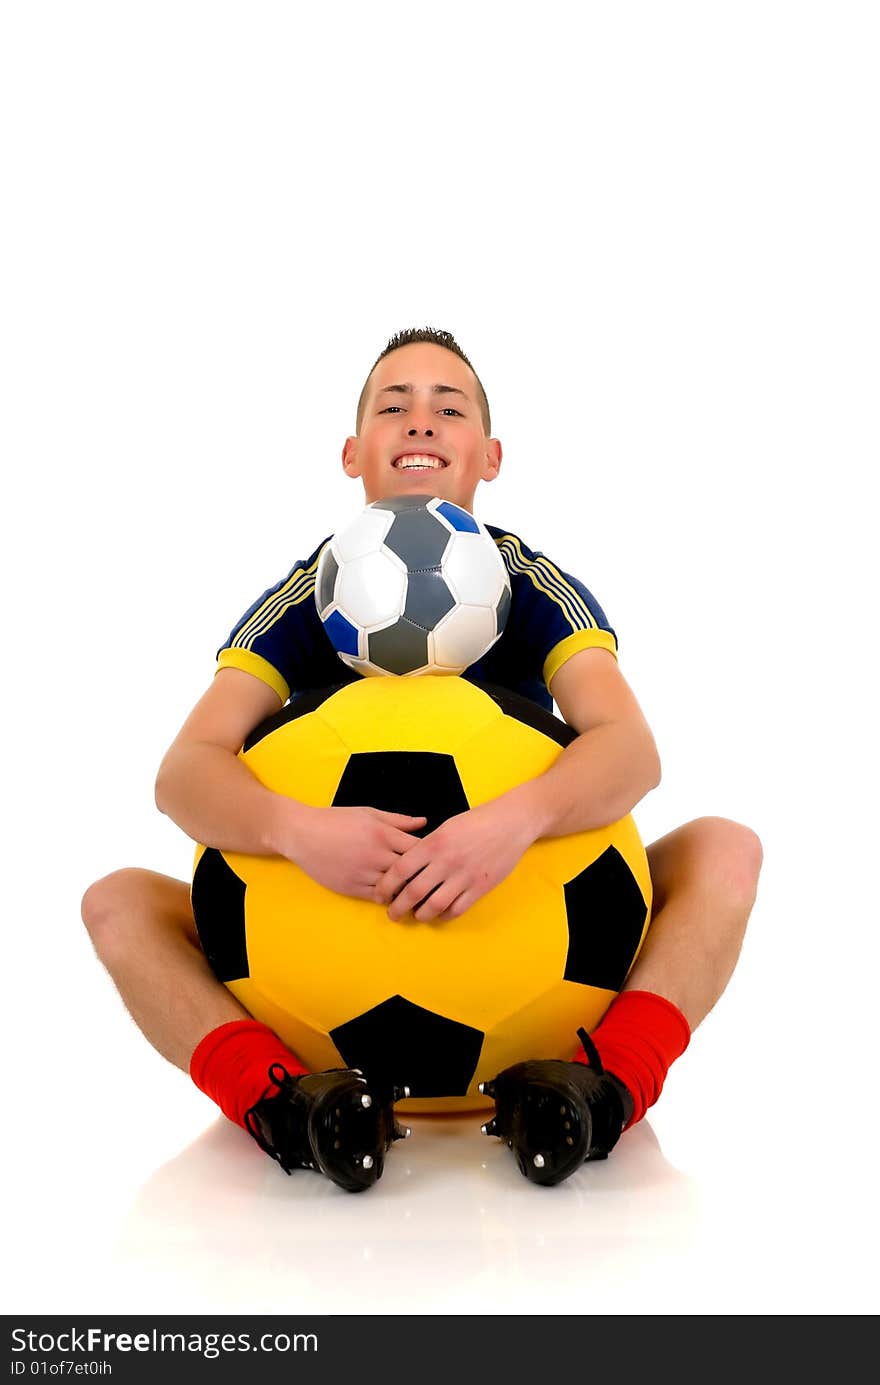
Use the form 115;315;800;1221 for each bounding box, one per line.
315;494;512;677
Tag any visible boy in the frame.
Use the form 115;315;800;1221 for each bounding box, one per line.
82;327;762;1192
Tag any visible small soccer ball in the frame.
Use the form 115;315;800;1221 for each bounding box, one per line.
191;676;653;1114
314;493;511;677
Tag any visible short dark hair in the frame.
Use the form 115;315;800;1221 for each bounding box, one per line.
356;326;491;437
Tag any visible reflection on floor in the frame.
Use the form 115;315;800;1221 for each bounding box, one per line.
113;1111;701;1314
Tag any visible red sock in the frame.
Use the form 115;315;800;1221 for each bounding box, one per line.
574;990;691;1128
189;1019;309;1129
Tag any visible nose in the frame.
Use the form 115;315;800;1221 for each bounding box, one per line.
406;400;436;438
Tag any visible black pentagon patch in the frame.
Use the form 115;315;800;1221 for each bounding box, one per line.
330;994;484;1097
315;546;338;614
495;582;512;635
403;568;456;629
333;750;470;838
563;846;648;990
191;849;250;982
385;507;451;569
367;618;430;674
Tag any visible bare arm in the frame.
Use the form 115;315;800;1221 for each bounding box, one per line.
507;647;661;838
154;667;294;854
154;667;427;896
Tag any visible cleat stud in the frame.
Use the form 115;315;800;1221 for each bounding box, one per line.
563;1121;571;1131
560;1105;567;1115
361;1093;372;1108
533;1154;546;1169
361;1154;374;1170
481;1118;498;1137
565;1136;574;1146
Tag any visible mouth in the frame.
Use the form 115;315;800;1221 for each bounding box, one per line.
391;453;449;471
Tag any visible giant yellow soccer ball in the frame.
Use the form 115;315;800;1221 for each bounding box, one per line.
191;676;652;1114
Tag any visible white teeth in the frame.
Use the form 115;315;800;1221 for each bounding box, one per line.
393;454;446;469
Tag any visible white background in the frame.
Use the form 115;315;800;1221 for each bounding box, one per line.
2;1;877;1316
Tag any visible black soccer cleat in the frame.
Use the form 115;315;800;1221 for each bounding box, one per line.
478;1029;634;1187
244;1063;411;1193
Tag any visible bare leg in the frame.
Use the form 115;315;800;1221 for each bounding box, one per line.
82;817;762;1078
81;868;250;1072
627;816;763;1030
82;869;405;1191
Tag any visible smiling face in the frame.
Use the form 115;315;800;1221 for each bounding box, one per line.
342;342;502;512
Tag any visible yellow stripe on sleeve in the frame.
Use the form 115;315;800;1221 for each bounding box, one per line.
543;629;618;690
232;548;326;651
494;534;599;632
215;648;290;704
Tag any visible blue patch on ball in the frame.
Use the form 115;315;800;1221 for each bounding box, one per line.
436;500;480;534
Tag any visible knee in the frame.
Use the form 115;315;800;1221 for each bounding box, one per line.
688;816;763;908
81;867;151;959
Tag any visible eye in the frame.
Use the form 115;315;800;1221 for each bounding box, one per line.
380;407;463;416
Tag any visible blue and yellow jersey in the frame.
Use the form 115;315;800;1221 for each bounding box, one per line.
216;524;617;714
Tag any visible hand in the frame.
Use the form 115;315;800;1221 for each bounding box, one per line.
374;795;538;923
280;804;428;901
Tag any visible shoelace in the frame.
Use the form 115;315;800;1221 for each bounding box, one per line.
576;1026;605;1071
243;1063;307;1167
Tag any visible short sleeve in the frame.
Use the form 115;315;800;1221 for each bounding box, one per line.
215;538;332;704
488;528;618;689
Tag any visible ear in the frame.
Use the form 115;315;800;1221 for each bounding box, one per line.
341;436;362;477
482;438;503;482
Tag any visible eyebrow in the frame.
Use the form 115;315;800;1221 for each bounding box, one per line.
375;382;470;402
